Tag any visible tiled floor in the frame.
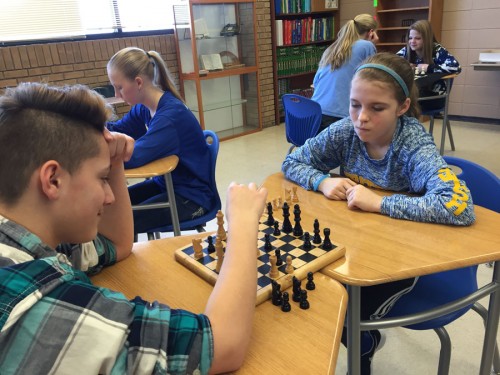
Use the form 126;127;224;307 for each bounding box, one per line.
142;118;500;374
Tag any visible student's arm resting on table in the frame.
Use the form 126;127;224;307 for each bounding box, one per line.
107;105;149;140
282;123;351;194
204;182;268;374
124;112;180;169
380;146;475;226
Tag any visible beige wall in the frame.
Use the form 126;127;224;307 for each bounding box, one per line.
442;0;500;119
340;0;500;120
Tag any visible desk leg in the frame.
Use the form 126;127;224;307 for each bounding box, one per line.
480;261;500;375
164;173;181;236
439;79;452;156
347;285;361;375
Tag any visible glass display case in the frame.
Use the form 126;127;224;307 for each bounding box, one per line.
173;0;262;140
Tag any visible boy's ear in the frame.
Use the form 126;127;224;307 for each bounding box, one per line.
397;98;411;116
39;160;65;200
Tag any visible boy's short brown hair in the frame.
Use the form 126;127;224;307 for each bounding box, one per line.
0;82;114;204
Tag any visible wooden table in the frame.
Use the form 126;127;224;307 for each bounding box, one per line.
124;155;181;236
262;172;500;375
92;234;348;374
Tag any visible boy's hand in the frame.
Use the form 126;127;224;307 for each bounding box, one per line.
318;177;357;200
346;185;382;213
225;182;267;225
104;129;135;163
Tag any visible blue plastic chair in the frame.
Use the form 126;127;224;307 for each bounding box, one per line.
282;94;322;154
385;156;500;374
147;130;222;238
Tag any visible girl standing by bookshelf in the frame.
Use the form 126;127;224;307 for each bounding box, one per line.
311;14;378;132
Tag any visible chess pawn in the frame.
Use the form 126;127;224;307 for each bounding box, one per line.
281;292;291;312
192;238;203;260
303;232;312;250
269;254;279;279
321;228;333;250
275;249;283;266
312;219;322;244
299;289;310;310
264;233;273;251
285;255;294;274
207;235;215;254
273;221;281;236
306;271;315;290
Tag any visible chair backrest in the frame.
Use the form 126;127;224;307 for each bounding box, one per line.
444;156;500;213
153;130;222;233
282;94;322;147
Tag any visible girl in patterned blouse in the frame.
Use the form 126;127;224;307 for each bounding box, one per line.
396;20;461;111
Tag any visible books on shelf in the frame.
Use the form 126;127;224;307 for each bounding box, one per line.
275;17;334;46
275;0;338;15
276;44;327;77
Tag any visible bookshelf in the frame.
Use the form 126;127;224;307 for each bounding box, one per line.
271;0;340;124
173;0;262;140
375;0;443;53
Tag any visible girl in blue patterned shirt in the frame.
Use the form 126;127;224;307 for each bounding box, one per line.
282;52;474;375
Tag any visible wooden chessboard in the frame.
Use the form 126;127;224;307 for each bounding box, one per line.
174;216;346;305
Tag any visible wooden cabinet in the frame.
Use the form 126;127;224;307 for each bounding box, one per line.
173;0;262;140
271;0;340;124
375;0;443;53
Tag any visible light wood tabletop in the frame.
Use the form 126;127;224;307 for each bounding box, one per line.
262;172;500;375
124;155;179;179
91;233;348;374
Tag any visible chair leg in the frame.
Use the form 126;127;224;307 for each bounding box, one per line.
287;145;295;155
446;120;455;151
429;116;435;136
472;302;500;373
195;225;207;233
434;327;451;375
134;233;138;242
154;232;161;240
147;232;155;241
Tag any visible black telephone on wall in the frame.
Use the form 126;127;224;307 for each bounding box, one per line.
220;23;240;37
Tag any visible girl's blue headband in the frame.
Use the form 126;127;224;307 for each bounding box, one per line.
356;63;410;98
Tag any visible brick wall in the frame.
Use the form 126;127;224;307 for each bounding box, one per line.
0;3;276;129
0;35;178;118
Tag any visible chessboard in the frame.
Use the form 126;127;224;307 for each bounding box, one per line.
174;203;346;305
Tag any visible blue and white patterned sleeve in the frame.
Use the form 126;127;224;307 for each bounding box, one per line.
381;145;475;226
282;119;349;191
430;43;461;74
396;46;407;58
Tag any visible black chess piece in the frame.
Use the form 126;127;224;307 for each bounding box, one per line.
273;220;281;236
264;233;273;251
321;228;333;250
292;276;302;302
306;271;315;290
207;235;215;254
275;249;283;266
303;232;312;250
266;202;275;226
293;204;303;236
312;219;322;244
281;202;293;233
281;292;291;312
271;280;283;306
299;289;310;310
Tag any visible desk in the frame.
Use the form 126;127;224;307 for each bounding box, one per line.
124;155;181;236
92;234;348;374
262;173;500;375
415;73;458;156
471;62;500;71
